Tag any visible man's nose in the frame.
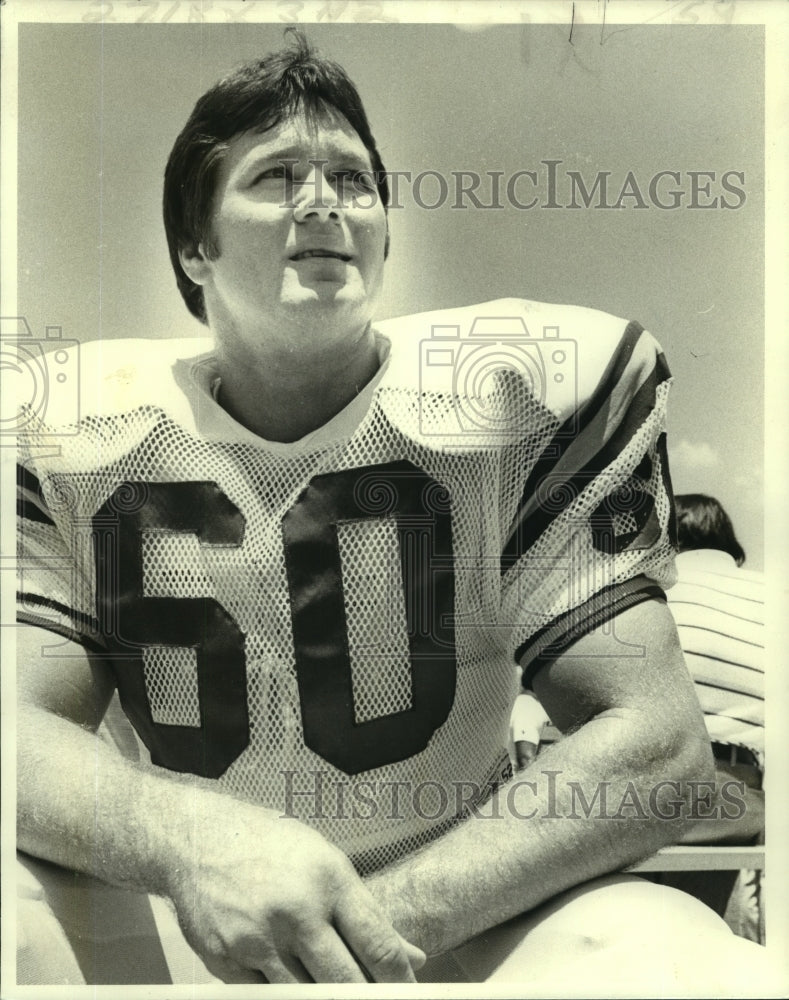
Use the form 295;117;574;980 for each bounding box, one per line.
292;164;342;223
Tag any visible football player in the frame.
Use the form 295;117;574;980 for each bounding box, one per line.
15;31;771;988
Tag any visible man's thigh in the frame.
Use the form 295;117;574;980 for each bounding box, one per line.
16;853;217;986
420;873;773;994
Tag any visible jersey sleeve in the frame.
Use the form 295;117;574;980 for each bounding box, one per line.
16;457;102;651
500;320;678;687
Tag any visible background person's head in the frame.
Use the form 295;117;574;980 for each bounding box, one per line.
163;29;390;325
675;493;746;566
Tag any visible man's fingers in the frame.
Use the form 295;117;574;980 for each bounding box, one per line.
198;951;267;984
334;890;418;983
256;952;311;984
299;926;369;983
217;964;268;984
401;936;427;971
205;941;309;984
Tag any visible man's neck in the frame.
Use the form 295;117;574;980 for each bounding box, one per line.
213;323;382;443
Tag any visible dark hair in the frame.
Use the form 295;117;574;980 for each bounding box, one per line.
163;30;389;323
674;493;746;566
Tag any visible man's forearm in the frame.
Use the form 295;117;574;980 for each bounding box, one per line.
366;708;713;956
17;703;210;896
17;703;427;983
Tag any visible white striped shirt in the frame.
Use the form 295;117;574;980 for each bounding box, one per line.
668;549;764;760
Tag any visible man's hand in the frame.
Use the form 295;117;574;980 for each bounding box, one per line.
167;795;425;983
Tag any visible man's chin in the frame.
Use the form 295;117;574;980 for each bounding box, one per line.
281;283;375;317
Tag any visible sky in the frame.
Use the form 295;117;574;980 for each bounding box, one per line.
14;16;766;567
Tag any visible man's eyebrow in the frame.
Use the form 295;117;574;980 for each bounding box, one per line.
240;144;373;172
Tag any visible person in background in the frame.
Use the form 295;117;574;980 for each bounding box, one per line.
509;690;550;770
665;493;765;941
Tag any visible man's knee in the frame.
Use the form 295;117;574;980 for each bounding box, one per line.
524;872;730;949
450;873;737;984
16;852;173;985
17;857;85;985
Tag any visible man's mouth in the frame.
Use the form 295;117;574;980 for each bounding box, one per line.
290;249;352;262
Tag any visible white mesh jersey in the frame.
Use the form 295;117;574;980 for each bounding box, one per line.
17;297;677;873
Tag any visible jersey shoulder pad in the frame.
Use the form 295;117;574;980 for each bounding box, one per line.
18;336;215;473
375;297;663;432
23;336;213;429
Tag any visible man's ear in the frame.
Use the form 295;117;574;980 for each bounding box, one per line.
179;243;213;285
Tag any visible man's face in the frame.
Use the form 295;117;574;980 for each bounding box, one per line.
189;108;387;349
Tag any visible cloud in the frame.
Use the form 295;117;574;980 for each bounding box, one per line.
734;471;763;490
670;439;721;472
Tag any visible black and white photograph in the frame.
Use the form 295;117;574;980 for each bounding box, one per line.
1;0;787;994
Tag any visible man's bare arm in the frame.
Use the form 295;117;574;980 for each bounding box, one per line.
365;599;715;956
16;627;424;983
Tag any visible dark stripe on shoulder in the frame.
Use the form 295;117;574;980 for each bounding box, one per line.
17;611;107;655
17;463;55;526
502;322;647;570
656;432;677;549
17;592;100;636
512;322;645;504
502;342;671;571
517;576;665;688
17;496;56;526
17;464;42;493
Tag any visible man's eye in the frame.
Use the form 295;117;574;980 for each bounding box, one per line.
252;166;289;184
332;170;376;193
